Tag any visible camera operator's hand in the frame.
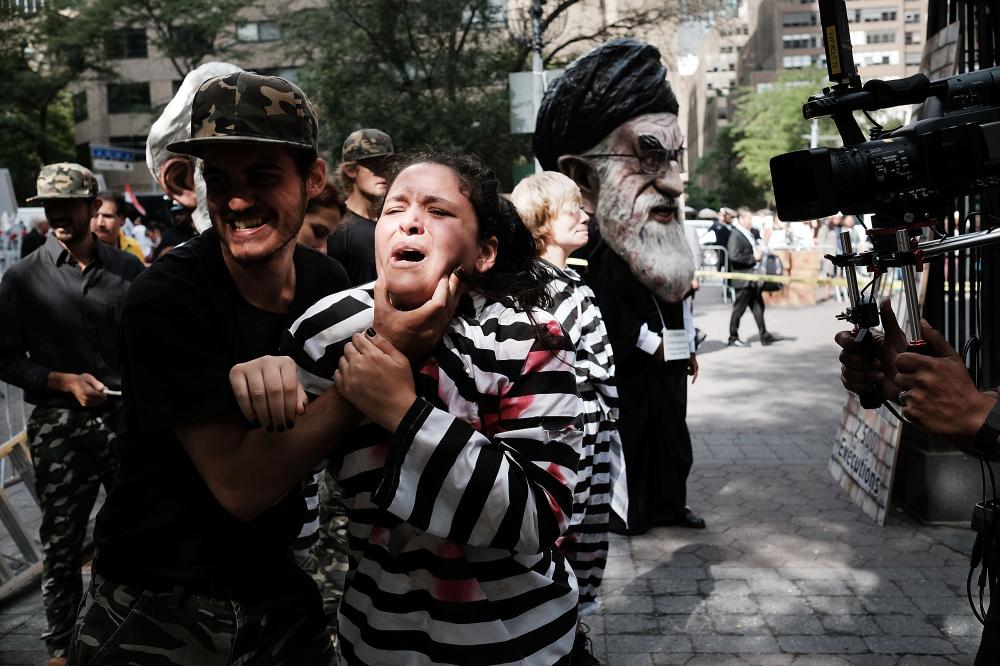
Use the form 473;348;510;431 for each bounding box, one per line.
894;319;996;439
835;298;907;403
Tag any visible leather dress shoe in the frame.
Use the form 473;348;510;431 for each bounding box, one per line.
673;508;706;529
727;338;749;347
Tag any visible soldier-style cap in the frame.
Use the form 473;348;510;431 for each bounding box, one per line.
342;129;394;163
167;71;319;157
26;163;98;202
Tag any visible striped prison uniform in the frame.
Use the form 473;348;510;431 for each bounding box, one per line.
283;285;583;665
542;261;628;616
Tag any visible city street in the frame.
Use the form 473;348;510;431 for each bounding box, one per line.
0;292;987;665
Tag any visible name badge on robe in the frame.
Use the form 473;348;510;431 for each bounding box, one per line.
662;329;690;361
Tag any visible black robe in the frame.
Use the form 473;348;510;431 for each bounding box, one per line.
584;239;693;533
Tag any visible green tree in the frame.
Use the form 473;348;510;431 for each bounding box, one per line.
688;124;766;211
0;1;114;203
729;68;839;204
111;0;254;78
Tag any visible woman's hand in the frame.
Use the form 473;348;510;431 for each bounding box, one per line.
229;355;307;431
335;330;417;432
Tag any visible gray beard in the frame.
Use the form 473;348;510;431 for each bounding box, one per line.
596;190;695;303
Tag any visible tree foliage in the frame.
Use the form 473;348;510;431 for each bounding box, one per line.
687;124;765;211
0;1;113;202
110;0;252;79
284;0;726;188
728;69;838;204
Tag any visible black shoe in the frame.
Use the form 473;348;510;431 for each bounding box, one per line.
665;507;706;529
695;328;708;350
760;332;780;346
571;625;602;666
727;338;749;347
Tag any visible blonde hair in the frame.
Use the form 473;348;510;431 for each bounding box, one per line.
509;171;582;255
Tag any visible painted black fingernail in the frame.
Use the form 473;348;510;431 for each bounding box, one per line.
286;421;294;429
276;424;285;433
252;419;261;427
366;327;377;337
266;425;275;433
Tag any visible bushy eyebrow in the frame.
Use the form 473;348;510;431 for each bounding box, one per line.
638;134;665;150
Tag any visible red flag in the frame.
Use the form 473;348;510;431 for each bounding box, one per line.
124;183;147;217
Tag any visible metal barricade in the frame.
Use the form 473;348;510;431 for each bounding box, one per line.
699;244;735;303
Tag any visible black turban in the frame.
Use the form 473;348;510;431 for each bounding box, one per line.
533;38;679;171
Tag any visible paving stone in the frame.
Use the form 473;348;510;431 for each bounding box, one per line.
606;635;693;653
711;613;769;634
689;635;780;654
606;614;660;635
864;636;957;655
763;613;825;635
872;614;942;637
777;635;869;653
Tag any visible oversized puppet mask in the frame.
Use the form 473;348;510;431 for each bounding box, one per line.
534;38;696;303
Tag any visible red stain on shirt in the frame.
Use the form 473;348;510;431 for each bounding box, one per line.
547;491;564;523
546;463;565;484
545;319;562;339
419;357;440;382
522;350;553;375
500;395;534;421
432;542;481;602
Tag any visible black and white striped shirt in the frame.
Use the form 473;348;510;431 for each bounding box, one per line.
284;285;583;664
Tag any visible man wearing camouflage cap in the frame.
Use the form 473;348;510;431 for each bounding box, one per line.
0;163;144;665
73;72;354;665
328;128;394;285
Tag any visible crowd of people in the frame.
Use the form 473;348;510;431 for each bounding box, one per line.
1;33;996;666
0;38;712;666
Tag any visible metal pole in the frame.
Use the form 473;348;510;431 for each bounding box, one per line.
531;0;545;173
839;230;860;309
895;229;923;341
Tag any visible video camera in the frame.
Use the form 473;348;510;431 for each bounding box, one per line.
771;2;1000;223
769;0;1000;360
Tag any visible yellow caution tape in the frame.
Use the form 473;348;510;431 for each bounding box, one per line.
695;270;851;286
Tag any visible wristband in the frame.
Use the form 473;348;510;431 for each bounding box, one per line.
973;399;1000;456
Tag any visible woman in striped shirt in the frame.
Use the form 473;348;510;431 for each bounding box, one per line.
230;153;583;664
511;172;627;665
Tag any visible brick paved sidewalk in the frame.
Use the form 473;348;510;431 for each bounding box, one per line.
0;296;989;665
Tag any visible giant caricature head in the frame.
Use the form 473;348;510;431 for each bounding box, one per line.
534;38;695;302
146;61;243;233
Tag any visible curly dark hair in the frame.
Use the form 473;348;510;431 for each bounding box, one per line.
377;150;553;314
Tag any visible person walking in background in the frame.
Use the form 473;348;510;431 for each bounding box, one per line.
0;163;144;665
511;171;628;665
727;206;776;347
19;216;49;258
328;128;394;285
90;190;146;263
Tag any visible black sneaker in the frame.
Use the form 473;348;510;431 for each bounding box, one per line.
728;338;749;348
760;332;780;346
571;625;602;666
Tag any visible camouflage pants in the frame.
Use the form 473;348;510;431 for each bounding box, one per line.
303;472;349;632
69;570;336;666
28;405;119;657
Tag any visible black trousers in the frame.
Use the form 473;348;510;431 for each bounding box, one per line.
729;285;767;340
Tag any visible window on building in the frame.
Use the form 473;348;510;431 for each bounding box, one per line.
236;21;281;42
171;25;214;54
107;82;151;114
857;50;900;66
905;11;920;23
109;135;148;151
783;33;818;48
905;31;922;45
71;91;87;122
856;7;897;22
866;31;897;44
720;46;733;54
105;28;148;59
728;62;735;71
783;11;817;27
905;51;922;66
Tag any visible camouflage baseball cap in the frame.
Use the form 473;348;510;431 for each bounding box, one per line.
26;163;98;202
167;71;319;157
342;129;394;163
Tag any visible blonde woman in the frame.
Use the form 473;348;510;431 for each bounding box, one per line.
511;171;626;665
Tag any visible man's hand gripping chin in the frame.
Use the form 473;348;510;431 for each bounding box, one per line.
374;269;464;362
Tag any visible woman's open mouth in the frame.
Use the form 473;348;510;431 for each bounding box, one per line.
391;246;427;265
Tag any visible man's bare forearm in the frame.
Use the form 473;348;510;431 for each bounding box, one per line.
178;385;360;521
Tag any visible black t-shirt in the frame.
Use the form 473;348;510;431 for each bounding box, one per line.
94;228;350;590
327;209;377;286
